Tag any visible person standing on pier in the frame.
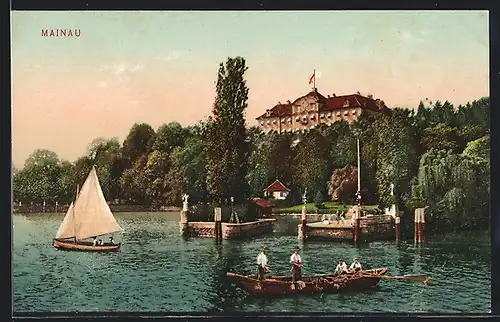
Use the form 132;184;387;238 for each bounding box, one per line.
256;246;270;280
290;246;303;282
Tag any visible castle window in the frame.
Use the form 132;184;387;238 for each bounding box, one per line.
310;115;314;120
260;121;264;125
281;118;286;123
296;116;300;121
336;112;341;117
273;119;277;124
287;117;292;123
267;120;270;125
327;112;332;118
344;111;348;116
302;115;307;120
343;100;350;107
352;110;356;115
320;113;324;119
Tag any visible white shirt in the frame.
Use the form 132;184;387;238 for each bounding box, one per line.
335;262;348;273
257;252;268;267
290;253;302;264
349;261;362;270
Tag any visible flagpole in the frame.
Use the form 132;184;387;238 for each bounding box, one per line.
313;69;316;90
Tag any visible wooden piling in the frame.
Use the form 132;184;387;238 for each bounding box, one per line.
299;206;307;240
179;210;190;237
414;209;419;244
353;206;360;244
214;207;223;242
418;208;425;244
395;215;401;244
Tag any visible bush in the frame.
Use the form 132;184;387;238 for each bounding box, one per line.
314;191;325;209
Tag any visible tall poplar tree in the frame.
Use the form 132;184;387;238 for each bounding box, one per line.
206;57;250;204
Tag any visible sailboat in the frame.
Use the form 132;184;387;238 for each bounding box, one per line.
53;166;124;252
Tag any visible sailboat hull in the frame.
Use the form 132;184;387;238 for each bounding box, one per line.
53;239;121;252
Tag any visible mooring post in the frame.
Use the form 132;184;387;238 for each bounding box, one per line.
214;207;222;242
353;206;360;244
414;209;419;244
395;214;401;245
418;208;425;244
55;201;58;213
299;205;307;240
179;194;190;237
43;200;46;213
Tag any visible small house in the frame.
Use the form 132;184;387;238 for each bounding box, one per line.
263;179;290;200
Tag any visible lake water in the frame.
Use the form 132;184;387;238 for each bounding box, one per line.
13;212;491;313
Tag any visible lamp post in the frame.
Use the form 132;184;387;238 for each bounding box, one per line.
230;196;234;217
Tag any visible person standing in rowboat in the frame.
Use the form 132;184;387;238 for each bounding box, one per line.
290;246;303;282
256;246;270;280
334;259;349;275
349;258;363;272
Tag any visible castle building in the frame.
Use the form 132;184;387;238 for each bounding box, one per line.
255;88;391;133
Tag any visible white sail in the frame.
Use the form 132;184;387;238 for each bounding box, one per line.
55;202;76;239
55;166;123;240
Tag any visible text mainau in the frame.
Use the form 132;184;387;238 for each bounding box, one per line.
41;29;81;37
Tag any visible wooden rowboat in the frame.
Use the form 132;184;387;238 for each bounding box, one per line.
226;267;388;295
53;238;121;252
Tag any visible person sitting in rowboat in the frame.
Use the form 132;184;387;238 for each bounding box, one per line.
98;239;104;246
256;246;270;280
109;236;115;244
92;237;98;246
349;258;363;272
334;259;349;275
290;246;303;282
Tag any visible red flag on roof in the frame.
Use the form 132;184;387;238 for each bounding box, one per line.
308;72;315;84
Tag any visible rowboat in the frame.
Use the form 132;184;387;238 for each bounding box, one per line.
52;166;124;252
226;267;388;295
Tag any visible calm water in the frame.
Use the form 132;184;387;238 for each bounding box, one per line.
13;212;490;313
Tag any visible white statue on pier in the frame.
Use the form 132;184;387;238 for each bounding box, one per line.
182;194;189;211
302;188;307;205
390;183;395;196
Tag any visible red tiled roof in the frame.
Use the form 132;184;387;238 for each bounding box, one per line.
255;90;390;120
263;179;290;192
256;103;293;119
249;197;274;208
320;94;390;113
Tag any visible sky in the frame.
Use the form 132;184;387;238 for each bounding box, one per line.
11;11;489;168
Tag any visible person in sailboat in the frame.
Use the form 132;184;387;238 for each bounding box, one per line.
349;258;363;272
256;246;270;280
334;259;349;275
290;246;303;282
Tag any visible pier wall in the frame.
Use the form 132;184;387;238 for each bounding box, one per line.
302;215;395;241
188;218;275;239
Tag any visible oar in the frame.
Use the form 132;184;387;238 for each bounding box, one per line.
367;274;431;284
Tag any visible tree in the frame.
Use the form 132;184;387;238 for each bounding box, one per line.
462;135;490;161
153;122;186;154
206;56;250;205
292;130;329;200
373;108;418;208
327;165;358;204
122;123;156;167
420;124;460;154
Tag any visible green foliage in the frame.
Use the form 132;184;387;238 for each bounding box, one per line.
462;135;490;161
313;191;325;209
409;149;489;231
206;56;250;205
373;108;417;209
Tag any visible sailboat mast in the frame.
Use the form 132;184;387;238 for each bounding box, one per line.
73;185;79;243
357;138;361;192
